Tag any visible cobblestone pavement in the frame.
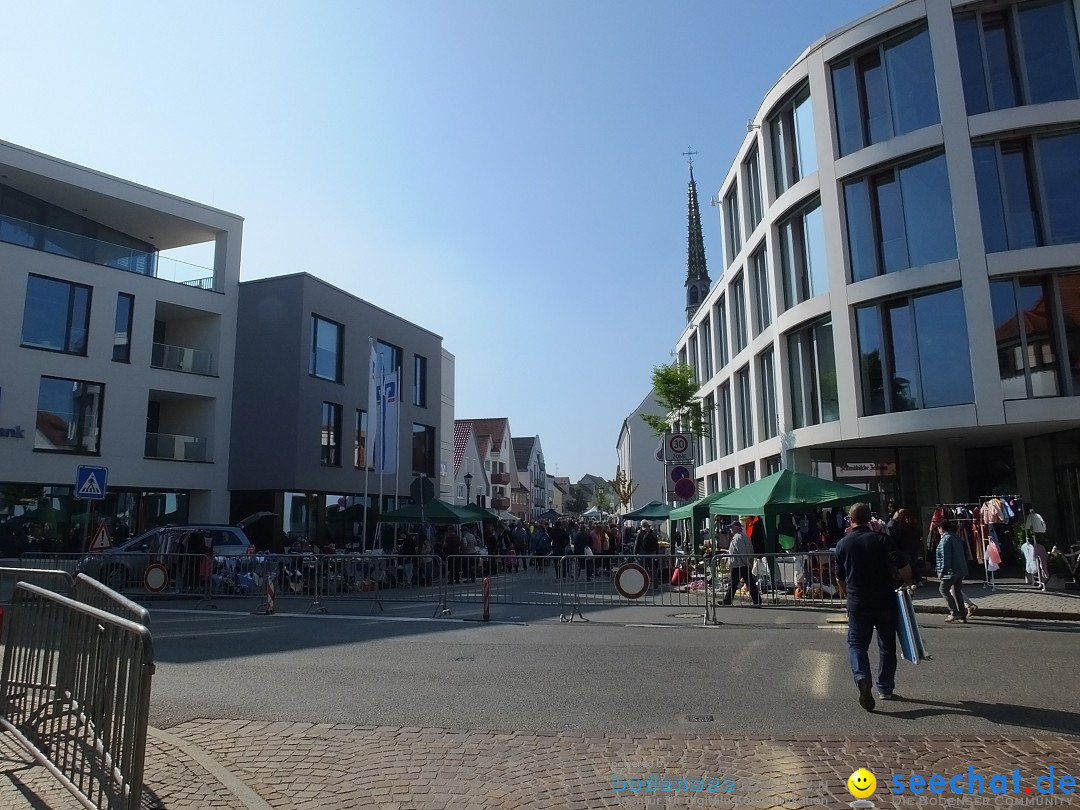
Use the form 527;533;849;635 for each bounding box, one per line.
3;721;1080;809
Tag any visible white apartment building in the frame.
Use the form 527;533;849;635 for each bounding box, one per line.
678;0;1080;543
0;140;242;551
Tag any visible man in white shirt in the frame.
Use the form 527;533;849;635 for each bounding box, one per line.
721;517;761;606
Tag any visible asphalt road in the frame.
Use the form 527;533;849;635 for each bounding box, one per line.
146;603;1080;738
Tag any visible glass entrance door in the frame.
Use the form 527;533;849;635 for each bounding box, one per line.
1055;465;1080;548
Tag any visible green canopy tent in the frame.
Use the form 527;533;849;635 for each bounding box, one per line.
378;499;476;525
708;469;873;553
622;501;673;521
669;490;735;522
460;503;501;523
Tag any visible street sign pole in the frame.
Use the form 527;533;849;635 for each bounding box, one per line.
82;500;91;553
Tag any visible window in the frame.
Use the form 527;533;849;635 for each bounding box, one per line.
744;148;764;231
113;293;134;363
724;186;742;264
751;248;772;335
764;455;782;476
412;423;436;477
700;317;713;379
21;274;91;355
788;319;840;428
757;348;778;440
955;0;1080;116
845;152;957;281
771;85;817;196
856;287;974;415
310;315;343;382
714;298;729;368
354;409;370;469
731;274;748;354
413;354;428;407
990;274;1080;398
321;402;342;466
688;334;699;383
741;463;757;485
832;25;939;157
779;200;828;309
703;394;716;463
736;366;753;449
35;376;103;454
722;469;736;490
719;382;734;457
974;131;1080;252
376;340;402;377
707;473;719;495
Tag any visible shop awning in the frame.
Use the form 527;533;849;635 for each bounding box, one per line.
378;499;476;525
623;501;672;521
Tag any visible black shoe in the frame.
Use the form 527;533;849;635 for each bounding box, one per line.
857;678;875;712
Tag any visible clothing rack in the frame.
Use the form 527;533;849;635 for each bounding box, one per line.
979;494;1026;590
932;505;996;590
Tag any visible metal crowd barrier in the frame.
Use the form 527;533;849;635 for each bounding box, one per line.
316;554;448;616
0;582;155;810
558;554;714;623
706;551;845;617
442;554;560;613
0;567;74;608
71;573;152;627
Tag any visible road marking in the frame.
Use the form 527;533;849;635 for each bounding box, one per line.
149;608;527;625
155;627;273;639
798;649;833;698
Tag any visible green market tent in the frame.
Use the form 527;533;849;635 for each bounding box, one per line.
378;499;475;525
460;503;501;523
623;501;673;521
669;490;735;522
707;470;870;519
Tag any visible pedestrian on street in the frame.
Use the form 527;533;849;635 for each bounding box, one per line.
721;517;761;606
834;502;913;712
935;518;969;623
550;521;571;579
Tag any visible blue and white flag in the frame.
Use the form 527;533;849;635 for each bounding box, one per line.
367;342;380;468
377;370;399;475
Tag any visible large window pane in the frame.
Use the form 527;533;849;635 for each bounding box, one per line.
875;174;908;273
771;115;791;197
752;249;771;335
845;180;877;282
413;354;428;407
900;154;957;267
355;409;369;468
991;279;1026;398
113;293;134;363
737;367;753;449
1000;141;1040;249
955;15;989;114
860;50;892;144
886;301;920;411
856;306;886;415
732;276;747;353
412;423;435;477
1019;0;1080;104
311;316;343;382
984;12;1021;109
715;298;728;368
833;61;862;156
21;275;91;355
793;93;817;178
913;288;974;407
788;331;808;430
759;349;778;439
321;402;342;466
745;149;764;230
1018;278;1060;396
885;28;939;136
1038;132;1080;245
816;322;840;422
804;206;828;298
35;376;104;454
725;187;741;263
1057;274;1080;395
973;144;1009;253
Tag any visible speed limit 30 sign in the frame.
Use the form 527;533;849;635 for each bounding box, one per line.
666;432;692;462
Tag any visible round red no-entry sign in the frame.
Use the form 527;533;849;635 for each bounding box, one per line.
144;563;169;593
613;563;651;600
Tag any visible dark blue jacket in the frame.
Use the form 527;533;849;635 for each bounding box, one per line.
834;526;908;612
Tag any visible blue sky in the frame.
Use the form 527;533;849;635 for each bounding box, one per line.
4;0;881;482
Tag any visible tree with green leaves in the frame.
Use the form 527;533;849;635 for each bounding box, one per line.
640;363;709;437
566;485;589;515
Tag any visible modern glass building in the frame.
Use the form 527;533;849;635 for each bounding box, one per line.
677;0;1080;543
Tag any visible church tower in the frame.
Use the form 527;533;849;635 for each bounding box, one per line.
684;158;711;324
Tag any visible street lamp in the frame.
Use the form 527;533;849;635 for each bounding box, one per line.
464;472;473;506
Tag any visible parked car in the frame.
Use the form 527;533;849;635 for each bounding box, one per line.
76;513;272;592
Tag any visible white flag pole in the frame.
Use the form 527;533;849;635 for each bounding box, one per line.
362;338;375;551
394;364;402;510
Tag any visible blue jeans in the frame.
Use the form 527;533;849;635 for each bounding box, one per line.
847;607;898;694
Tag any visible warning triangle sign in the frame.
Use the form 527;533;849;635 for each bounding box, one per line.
88;523;113;552
78;472;103;497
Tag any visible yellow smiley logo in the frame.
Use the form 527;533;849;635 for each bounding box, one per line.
847;768;877;798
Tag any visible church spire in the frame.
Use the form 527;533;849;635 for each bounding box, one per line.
682;148;710;323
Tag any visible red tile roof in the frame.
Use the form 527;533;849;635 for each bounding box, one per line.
464;418;510;453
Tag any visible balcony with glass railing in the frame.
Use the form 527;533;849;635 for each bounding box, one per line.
0;214;215;288
145;432;209;462
151;343;215;376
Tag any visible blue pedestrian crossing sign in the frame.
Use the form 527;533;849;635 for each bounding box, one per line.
75;465;108;501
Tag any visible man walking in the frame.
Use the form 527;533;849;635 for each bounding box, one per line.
721;517;761;606
834;502;913;712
